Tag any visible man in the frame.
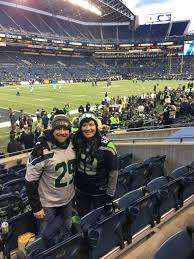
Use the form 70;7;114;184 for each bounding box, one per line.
25;114;75;238
7;130;23;155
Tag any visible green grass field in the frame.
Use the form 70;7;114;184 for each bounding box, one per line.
0;80;187;114
0;79;188;152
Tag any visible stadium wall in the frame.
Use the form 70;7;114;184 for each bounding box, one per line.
1;142;194;173
108;127;184;141
116;142;194;173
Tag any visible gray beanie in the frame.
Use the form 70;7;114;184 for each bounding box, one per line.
52;115;71;131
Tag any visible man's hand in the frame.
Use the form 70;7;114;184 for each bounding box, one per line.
31;136;50;159
33;209;45;219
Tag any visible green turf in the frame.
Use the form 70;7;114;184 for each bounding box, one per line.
0;79;188;153
0;80;186;114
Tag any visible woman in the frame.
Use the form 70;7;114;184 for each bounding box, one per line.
73;112;118;217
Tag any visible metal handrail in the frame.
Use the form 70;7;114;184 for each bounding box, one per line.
0;148;33;159
111;136;194;143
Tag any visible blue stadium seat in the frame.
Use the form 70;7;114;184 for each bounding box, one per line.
9;164;26;174
122;193;157;243
26;214;84;259
114;173;128;199
81;207;126;259
170;166;190;178
143;155;166;180
118;153;133;170
122;163;149;192
0;173;21;185
115;188;144;209
0;192;25;220
153;230;194;259
146;176;168;192
26;233;84;259
147;177;183;222
170;166;194;205
1;178;26;195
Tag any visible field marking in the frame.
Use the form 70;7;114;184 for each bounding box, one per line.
36;98;52;101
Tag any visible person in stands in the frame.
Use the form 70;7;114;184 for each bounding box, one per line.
25;114;75;238
73;112;118;217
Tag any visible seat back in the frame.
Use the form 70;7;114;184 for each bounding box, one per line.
147;178;183;222
81;207;126;259
143;155;166;180
0;193;25;220
123;163;149;192
0;173;21;185
147;176;169;193
154;230;193;259
114;173;129;199
2;178;26;195
126;193;157;239
116;188;144;209
118;153;133;170
170;166;190;179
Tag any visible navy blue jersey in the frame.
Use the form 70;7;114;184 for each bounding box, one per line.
74;135;118;196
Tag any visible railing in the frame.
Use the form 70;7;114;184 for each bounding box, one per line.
0;148;32;159
108;121;194;133
111;136;194;143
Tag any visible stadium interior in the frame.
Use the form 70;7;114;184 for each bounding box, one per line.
0;0;194;258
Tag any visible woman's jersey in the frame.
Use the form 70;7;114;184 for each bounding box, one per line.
74;135;118;196
26;142;75;208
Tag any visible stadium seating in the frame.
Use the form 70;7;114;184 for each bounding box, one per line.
118;153;133;170
143;155;166;180
0;192;25;220
81;207;126;259
1;154;194;259
153;229;194;259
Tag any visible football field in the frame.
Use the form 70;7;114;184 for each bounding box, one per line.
0;79;188;152
0;80;187;115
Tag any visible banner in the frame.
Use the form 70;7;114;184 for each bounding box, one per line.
147;13;171;23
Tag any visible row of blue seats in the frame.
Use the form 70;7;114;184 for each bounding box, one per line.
115;155;166;199
2;162;194;259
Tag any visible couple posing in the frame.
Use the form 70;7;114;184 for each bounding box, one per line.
25;112;118;238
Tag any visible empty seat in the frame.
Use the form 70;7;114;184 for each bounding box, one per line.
1;178;26;195
147;177;183;222
170;166;190;178
154;229;194;259
118;153;133;170
115;163;149;199
81;207;126;259
122;163;149;192
0;173;21;185
115;188;144;209
123;192;157;243
143;155;166;180
0;193;25;220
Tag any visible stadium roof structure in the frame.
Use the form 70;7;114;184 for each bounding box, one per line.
3;0;135;22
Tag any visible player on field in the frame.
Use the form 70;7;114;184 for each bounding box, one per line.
25;114;75;237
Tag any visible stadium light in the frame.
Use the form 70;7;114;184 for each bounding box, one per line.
67;0;102;16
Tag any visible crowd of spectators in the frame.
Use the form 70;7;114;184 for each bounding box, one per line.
2;82;194;156
0;53;193;83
